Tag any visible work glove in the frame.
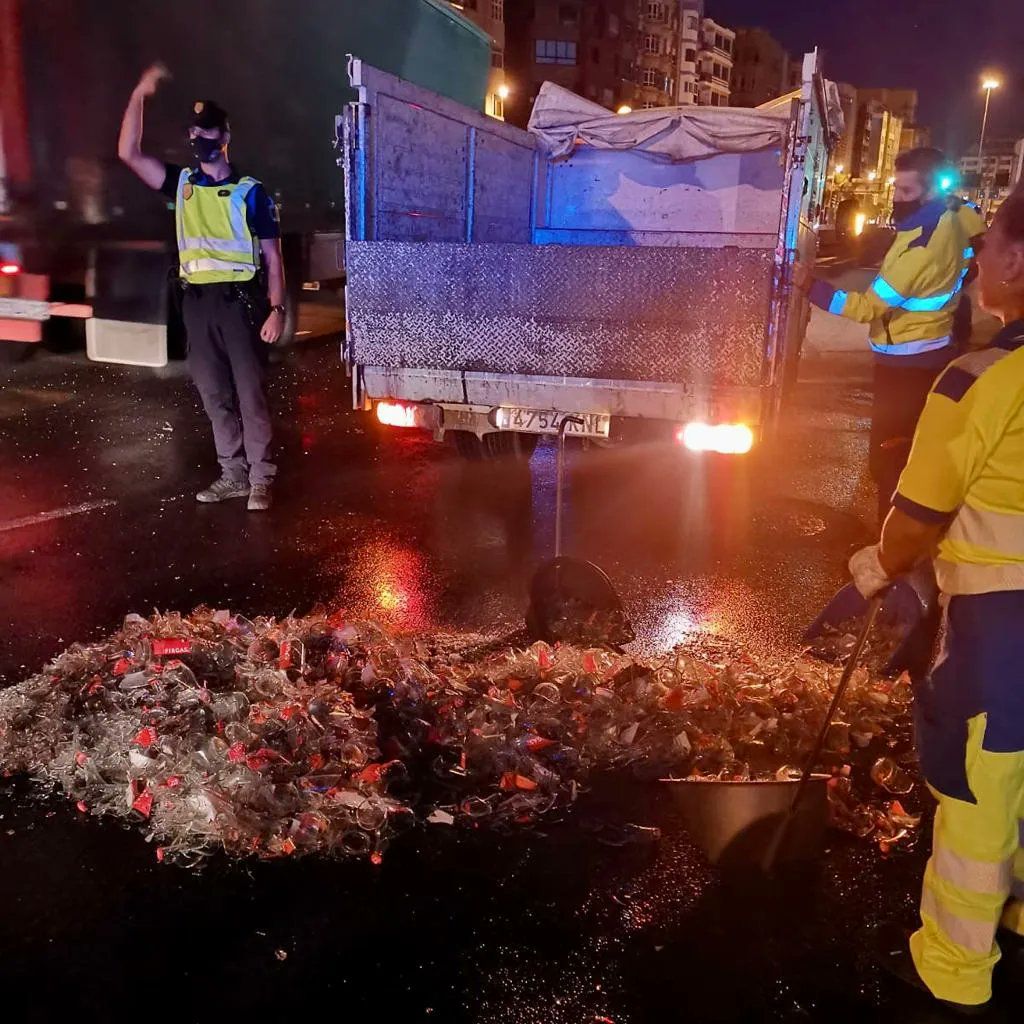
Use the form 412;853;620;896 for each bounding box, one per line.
849;544;891;599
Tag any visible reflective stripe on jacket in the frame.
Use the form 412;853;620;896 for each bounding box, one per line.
174;169;260;284
809;198;986;357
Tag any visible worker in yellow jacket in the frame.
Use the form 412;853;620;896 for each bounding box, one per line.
797;148;985;523
849;189;1024;1015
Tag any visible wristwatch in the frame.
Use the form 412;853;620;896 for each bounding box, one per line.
270;304;286;315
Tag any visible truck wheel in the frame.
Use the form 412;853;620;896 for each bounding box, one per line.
452;431;485;459
451;431;538;461
0;342;37;364
484;432;539;461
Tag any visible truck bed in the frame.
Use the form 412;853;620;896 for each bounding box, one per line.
342;58;832;435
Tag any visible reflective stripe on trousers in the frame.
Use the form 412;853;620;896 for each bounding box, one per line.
910;714;1024;1007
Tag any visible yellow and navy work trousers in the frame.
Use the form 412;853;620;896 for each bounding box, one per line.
910;591;1024;1006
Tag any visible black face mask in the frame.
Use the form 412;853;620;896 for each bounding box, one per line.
892;199;924;226
188;135;223;164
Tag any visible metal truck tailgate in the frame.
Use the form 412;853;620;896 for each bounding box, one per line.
346;242;773;387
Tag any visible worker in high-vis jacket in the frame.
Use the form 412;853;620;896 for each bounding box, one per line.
796;148;985;524
118;64;285;511
848;189;1024;1015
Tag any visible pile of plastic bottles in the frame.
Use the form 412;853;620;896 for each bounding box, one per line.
0;608;921;864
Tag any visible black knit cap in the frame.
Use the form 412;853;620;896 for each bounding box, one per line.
190;100;229;132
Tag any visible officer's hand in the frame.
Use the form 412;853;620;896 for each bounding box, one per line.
260;309;285;344
792;262;814;293
849;544;891;599
136;63;170;98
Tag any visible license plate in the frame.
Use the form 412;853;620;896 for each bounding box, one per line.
499;408;610;438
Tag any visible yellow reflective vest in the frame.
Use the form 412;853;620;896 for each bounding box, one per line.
895;320;1024;595
174;168;260;285
810;198;986;358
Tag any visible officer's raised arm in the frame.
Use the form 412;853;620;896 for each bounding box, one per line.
118;63;170;190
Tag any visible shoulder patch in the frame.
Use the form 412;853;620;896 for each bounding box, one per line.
933;347;1012;403
933;366;976;403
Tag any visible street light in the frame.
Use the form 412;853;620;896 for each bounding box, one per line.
616;104;633;115
497;83;510;100
977;75;1001;213
867;170;877;181
835;164;844;174
978;76;1001;170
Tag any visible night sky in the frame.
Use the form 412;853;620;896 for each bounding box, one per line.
714;0;1024;156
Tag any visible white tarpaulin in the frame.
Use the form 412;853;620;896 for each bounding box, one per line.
528;82;792;162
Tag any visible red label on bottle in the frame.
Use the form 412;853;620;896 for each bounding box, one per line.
152;638;193;657
278;640;293;669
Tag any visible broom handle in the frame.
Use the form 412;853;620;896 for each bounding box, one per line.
762;593;884;872
554;416;584;559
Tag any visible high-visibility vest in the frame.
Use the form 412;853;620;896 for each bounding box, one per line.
810;198;986;358
174;169;260;284
895;320;1024;595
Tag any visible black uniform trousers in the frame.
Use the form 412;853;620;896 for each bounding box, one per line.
183;283;275;486
870;355;951;525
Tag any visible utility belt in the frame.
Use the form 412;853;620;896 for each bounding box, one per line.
181;278;269;329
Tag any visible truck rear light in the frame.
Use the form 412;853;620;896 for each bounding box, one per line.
677;422;754;455
0;263;21;276
375;401;440;430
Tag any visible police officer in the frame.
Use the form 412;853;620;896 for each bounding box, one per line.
849;189;1024;1015
796;148;985;524
118;63;284;511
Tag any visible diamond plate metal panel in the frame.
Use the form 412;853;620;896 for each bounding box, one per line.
347;242;774;386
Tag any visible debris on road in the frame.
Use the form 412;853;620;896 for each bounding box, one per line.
0;608;921;864
805;617;904;676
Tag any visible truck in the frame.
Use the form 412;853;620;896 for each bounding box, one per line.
339;53;837;458
0;0;490;363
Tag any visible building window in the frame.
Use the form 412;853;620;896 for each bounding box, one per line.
641;67;658;87
642;34;660;54
491;48;504;68
684;48;696;63
643;101;658;109
491;0;503;21
492;93;504;119
646;2;664;19
558;3;578;24
535;40;577;65
686;14;698;31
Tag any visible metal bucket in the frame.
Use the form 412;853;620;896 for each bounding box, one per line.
663;776;829;868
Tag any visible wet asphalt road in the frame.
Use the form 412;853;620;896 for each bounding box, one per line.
0;335;1016;1022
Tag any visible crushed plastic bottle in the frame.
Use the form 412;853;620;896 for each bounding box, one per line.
0;606;923;864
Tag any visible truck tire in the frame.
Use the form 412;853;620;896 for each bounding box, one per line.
0;342;37;364
485;432;539;460
451;431;538;461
